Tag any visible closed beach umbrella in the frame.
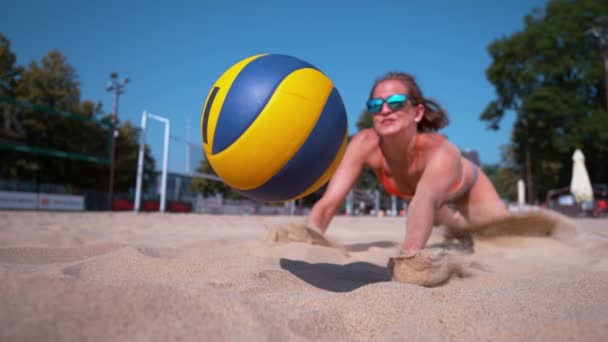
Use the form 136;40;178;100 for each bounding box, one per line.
517;179;525;205
569;149;594;203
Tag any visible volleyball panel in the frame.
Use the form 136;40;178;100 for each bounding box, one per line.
207;68;334;190
292;131;348;201
201;54;264;154
207;54;317;155
237;87;348;201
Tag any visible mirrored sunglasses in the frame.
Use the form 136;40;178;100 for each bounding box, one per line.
366;94;415;114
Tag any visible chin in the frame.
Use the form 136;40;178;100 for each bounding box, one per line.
374;124;402;137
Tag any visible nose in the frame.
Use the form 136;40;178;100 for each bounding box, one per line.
378;102;392;115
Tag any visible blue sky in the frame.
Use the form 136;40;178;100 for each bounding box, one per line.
2;0;549;173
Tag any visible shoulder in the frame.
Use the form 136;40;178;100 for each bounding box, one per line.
419;133;460;164
343;129;380;165
348;129;380;151
351;128;379;143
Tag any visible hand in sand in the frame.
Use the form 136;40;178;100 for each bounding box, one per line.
387;248;475;287
263;222;348;255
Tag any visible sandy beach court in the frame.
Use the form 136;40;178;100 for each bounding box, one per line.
1;211;608;341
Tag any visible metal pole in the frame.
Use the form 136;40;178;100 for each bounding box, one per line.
186;118;191;173
108;89;119;209
288;200;296;215
134;111;147;212
526;141;533;204
174;177;181;202
141;113;170;213
161;118;170;213
106;73;129;211
603;46;608;112
346;190;354;216
374;189;380;214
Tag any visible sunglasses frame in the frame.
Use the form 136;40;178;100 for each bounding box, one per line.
366;93;417;114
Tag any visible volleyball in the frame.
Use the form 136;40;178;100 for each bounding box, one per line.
201;54;348;202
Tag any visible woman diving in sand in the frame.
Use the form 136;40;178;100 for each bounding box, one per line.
305;72;508;256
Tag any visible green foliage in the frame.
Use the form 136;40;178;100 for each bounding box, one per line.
482;145;520;201
0;34;22;97
356;109;373;131
353;109;381;192
482;0;608;202
0;34;156;196
16;50;82;112
114;121;156;193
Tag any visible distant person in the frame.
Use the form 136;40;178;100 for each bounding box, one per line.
303;71;508;256
595;198;608;217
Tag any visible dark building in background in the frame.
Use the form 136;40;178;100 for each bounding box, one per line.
462;149;481;166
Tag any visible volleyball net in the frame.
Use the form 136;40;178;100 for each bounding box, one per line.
0;99;403;215
0;96;112;164
0;96;113;210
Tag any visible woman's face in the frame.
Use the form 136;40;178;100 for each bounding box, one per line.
370;80;423;137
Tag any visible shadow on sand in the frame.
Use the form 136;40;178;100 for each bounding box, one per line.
279;258;390;292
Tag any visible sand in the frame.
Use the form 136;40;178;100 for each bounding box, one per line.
1;210;608;341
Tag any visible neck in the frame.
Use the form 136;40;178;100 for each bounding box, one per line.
379;131;417;167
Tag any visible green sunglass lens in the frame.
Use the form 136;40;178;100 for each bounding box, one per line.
388;101;404;110
387;94;407;110
366;99;383;113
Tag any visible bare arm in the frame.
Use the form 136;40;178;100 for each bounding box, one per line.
307;131;376;232
401;144;462;255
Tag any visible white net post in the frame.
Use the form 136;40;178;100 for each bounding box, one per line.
150;113;170;213
134;111;170;213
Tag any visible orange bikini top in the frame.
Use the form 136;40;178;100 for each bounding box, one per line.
380;136;478;202
377;136;475;201
379;165;465;201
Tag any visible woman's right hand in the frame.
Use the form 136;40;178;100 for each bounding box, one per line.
307;130;378;231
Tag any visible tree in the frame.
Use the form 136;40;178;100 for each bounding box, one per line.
16;50;81;111
0;38;156;199
7;50;106;190
481;0;608;203
356;108;373;131
482;145;520;201
0;33;22;97
0;34;30;178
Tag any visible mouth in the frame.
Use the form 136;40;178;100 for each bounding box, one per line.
380;118;395;126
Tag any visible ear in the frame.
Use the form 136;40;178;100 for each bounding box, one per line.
414;104;425;123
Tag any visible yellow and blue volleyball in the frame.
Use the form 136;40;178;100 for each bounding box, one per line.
201;54;348;202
